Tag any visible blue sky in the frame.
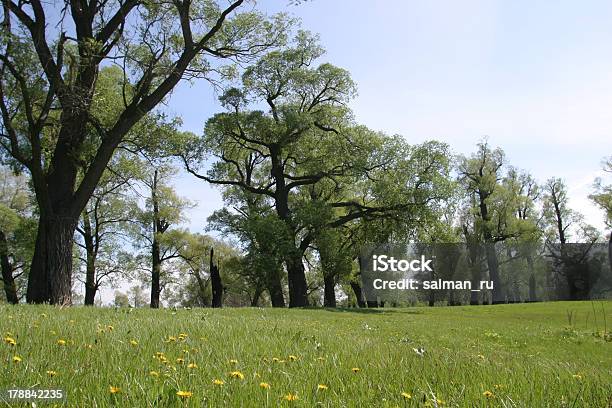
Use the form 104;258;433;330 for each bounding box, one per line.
166;0;612;234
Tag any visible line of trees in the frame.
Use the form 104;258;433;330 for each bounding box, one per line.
0;1;610;307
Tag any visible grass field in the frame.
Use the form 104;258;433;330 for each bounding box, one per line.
1;302;611;407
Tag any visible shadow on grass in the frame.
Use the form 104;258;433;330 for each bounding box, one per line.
301;307;425;315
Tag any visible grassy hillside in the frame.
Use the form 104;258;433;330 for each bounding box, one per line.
1;302;611;407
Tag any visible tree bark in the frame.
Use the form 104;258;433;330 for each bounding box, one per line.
150;238;161;308
323;273;336;308
27;216;77;305
82;211;98;306
285;252;308;307
527;255;537;302
251;285;262;307
268;269;285;307
210;248;223;308
350;281;366;308
0;230;18;304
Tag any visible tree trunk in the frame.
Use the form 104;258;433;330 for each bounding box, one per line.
350;281;366;308
0;230;18;304
484;243;504;304
150;238;161;308
26;217;49;303
251;285;263;307
210;248;223;308
608;231;612;276
27;216;76;305
285;252;309;307
323;273;336;308
82;211;98;306
527;254;537;302
268;270;285;307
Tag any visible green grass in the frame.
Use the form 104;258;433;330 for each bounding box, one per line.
1;302;611;407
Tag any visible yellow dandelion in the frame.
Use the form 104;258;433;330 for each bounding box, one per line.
166;336;177;342
229;359;238;364
40;313;47;318
351;367;361;373
401;392;412;399
130;340;138;346
317;384;328;390
437;399;445;405
4;336;16;346
176;390;192;399
57;339;66;346
86;344;93;349
46;370;58;377
283;393;298;401
109;386;121;394
106;325;114;332
493;384;503;390
572;374;583;380
12;355;22;363
272;357;280;362
187;363;198;369
260;382;271;389
149;371;160;377
213;379;224;386
176;358;185;364
288;355;298;361
483;390;494;398
229;371;245;380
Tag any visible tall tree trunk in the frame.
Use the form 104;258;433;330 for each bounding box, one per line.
27;211;79;306
150;238;161;308
350;281;366;308
82;211;97;306
0;230;18;304
210;248;223;308
251;285;262;307
26;217;49;303
484;242;504;304
323;273;336;308
285;252;308;307
527;255;537;302
268;269;285;307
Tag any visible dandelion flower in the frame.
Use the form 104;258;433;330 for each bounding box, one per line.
229;371;245;380
57;339;67;346
106;325;114;332
229;359;238;364
130;340;138;346
572;374;583;380
272;357;280;363
493;384;503;390
4;336;16;346
260;382;271;389
12;355;22;363
46;370;58;377
283;393;298;401
317;384;328;390
176;358;185;364
109;386;121;394
288;355;298;361
176;390;192;399
187;363;198;369
483;390;494;398
149;371;160;377
401;392;412;399
213;379;225;386
351;367;361;373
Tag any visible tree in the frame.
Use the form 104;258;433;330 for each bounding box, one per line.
129;163;191;308
75;153;138;305
113;290;129;308
0;0;289;304
589;156;612;269
0;167;34;303
182;33;454;307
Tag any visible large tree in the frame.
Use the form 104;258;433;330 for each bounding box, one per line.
182;33;454;307
589;156;612;269
0;0;287;304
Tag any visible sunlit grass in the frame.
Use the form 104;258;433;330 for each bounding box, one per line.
1;301;611;407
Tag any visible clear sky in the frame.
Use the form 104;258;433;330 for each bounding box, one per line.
167;0;612;234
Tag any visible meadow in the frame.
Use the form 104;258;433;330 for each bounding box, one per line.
1;301;611;407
